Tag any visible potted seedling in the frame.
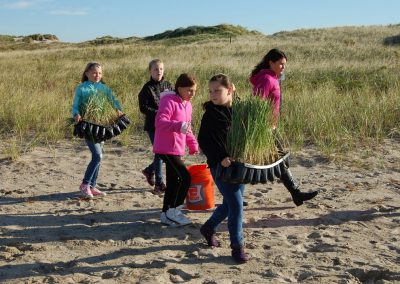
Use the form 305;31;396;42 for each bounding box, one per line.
216;96;290;184
73;91;130;142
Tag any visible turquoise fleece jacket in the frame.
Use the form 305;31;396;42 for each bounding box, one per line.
71;81;122;117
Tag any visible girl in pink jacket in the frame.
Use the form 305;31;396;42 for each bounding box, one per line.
153;73;199;226
250;48;318;206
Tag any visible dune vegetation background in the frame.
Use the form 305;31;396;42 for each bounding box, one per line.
0;24;399;160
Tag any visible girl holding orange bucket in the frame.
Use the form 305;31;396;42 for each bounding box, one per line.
153;73;199;226
198;74;250;264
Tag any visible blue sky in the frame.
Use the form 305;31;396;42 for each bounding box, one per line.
0;0;399;42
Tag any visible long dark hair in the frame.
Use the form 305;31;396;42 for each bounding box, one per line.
81;62;105;83
251;49;287;76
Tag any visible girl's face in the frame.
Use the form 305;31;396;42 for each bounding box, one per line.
270;58;286;78
86;66;102;82
178;85;197;101
209;81;232;106
150;62;164;82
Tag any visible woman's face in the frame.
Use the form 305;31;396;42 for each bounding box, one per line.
178;85;197;101
270;57;286;77
209;81;232;106
150;62;164;82
86;66;102;82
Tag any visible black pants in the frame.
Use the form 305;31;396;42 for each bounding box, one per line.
159;154;191;212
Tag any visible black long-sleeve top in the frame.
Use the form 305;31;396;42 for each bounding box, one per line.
198;101;232;167
138;77;172;132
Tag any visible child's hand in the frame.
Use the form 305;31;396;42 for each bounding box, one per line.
221;157;233;167
180;122;191;134
117;110;124;117
74;114;82;123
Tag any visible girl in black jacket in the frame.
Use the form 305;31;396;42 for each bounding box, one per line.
138;59;172;194
198;74;250;264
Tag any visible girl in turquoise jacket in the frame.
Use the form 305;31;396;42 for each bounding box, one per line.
72;62;123;198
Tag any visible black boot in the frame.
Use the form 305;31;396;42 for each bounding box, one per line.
280;168;318;206
231;243;250;264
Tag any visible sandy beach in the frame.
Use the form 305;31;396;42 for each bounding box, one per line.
0;137;399;283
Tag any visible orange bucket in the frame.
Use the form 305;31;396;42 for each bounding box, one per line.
186;164;215;210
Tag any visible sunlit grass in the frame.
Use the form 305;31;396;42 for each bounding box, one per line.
0;25;399;159
227;96;279;165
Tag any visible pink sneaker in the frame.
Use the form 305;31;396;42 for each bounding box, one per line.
79;183;93;198
90;187;107;197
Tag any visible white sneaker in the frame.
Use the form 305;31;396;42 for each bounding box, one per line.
160;212;179;227
165;207;192;226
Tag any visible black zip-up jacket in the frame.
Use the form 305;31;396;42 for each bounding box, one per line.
138;77;172;132
198;101;232;167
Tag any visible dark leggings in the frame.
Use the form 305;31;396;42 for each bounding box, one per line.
159;154;191;212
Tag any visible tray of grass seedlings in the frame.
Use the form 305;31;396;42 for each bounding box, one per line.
216;96;290;184
73;93;130;142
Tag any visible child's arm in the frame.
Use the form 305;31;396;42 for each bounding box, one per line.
198;112;229;163
155;99;183;133
71;87;82;119
186;128;199;155
271;89;280;128
138;86;157;115
106;87;122;111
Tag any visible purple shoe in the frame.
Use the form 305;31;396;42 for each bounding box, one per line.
142;169;155;186
231;243;250;264
152;182;166;195
200;223;220;247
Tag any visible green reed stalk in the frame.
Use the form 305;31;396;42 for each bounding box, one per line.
227;96;280;165
83;92;119;125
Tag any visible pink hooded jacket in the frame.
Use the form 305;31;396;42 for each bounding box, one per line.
249;69;281;116
153;91;199;156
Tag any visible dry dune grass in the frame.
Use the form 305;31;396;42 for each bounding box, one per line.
0;24;399;158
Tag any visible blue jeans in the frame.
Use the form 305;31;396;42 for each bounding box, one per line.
144;131;163;185
206;167;245;246
83;140;103;187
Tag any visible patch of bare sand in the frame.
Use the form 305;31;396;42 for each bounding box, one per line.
0;138;399;283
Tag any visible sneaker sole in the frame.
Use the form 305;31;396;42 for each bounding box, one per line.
161;215;191;227
165;215;192;226
80;193;93;199
91;191;107;197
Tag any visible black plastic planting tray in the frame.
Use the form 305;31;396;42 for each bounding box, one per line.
215;152;290;184
73;115;130;142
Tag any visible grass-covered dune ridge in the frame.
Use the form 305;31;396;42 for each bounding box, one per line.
0;24;259;50
0;24;399;159
144;24;262;40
